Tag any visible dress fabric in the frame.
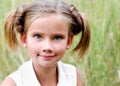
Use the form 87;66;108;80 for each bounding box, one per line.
8;59;77;86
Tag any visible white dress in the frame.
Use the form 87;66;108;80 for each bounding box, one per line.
8;59;77;86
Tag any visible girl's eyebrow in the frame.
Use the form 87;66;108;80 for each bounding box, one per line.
31;32;44;35
31;31;66;37
51;33;66;37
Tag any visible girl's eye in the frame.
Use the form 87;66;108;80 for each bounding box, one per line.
54;36;63;40
34;34;42;40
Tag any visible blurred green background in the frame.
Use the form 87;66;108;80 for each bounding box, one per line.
0;0;120;86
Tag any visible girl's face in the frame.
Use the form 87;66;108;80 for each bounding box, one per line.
21;14;73;68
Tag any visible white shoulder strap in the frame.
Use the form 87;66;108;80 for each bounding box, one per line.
57;61;77;86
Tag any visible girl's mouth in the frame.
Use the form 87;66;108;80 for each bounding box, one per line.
37;54;56;60
41;55;56;60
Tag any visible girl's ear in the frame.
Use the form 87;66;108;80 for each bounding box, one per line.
21;33;27;48
66;33;74;49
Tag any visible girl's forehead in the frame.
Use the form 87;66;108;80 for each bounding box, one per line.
24;12;72;33
27;14;70;33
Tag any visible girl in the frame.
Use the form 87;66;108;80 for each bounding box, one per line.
1;0;90;86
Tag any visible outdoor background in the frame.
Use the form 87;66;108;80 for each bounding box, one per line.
0;0;120;86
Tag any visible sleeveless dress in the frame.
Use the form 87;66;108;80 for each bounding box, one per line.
8;59;77;86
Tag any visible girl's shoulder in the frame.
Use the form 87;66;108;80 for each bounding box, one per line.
57;61;83;86
0;77;16;86
5;60;40;86
0;60;31;86
57;61;77;86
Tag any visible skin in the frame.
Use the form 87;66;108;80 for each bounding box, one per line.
0;14;83;86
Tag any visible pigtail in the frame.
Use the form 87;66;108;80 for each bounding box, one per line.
69;5;90;58
4;5;27;50
4;10;18;50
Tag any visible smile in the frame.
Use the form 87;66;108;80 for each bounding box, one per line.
37;54;57;60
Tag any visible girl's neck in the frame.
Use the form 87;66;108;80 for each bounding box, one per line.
32;61;58;86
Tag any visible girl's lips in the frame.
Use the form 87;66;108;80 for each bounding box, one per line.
39;54;56;60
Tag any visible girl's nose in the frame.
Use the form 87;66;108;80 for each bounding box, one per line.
42;40;53;53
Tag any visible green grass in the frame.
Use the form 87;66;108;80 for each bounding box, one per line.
0;0;120;86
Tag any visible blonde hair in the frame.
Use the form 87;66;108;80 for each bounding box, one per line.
4;0;90;58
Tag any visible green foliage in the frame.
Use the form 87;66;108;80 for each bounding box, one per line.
0;0;120;86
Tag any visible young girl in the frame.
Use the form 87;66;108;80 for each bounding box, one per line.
1;0;90;86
